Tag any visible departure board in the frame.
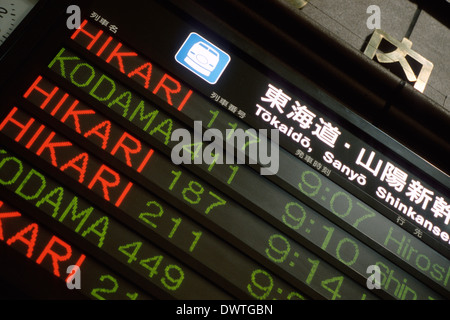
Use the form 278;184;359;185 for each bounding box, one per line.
0;0;448;304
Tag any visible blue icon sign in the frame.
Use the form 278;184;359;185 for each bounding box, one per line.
175;32;231;84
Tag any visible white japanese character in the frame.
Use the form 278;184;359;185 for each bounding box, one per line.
304;155;314;164
311;118;341;148
228;104;238;113
90;12;100;19
405;180;434;210
431;197;450;225
313;160;322;171
321;166;331;176
219;98;229;107
355;148;383;177
109;25;118;34
237;110;246;119
286;101;316;129
210;92;220;101
295;149;304;158
261;84;292;114
91;12;101;21
380;162;408;192
99;18;109;26
396;216;406;225
413;228;423;238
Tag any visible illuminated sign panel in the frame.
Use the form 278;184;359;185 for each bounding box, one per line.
0;0;448;300
68;18;450;252
41;47;447;299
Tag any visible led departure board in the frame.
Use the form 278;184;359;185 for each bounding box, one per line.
0;0;448;303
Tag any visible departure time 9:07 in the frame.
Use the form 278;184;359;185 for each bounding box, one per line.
297;170;377;229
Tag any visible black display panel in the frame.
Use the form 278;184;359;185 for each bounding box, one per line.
0;0;448;301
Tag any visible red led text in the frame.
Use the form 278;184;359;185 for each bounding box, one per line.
70;20;193;111
0;108;133;208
